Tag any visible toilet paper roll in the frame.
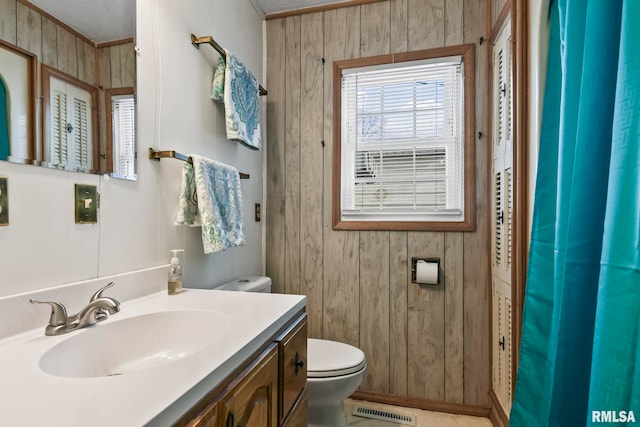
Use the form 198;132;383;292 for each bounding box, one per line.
415;260;439;285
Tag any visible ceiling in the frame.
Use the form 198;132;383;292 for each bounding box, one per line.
253;0;350;15
28;0;135;44
25;0;348;43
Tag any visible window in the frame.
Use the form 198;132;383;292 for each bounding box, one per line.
333;45;475;231
106;88;136;179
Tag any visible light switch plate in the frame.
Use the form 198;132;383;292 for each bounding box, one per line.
75;184;98;224
0;177;8;226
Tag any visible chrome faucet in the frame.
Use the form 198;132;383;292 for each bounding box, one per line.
30;282;121;336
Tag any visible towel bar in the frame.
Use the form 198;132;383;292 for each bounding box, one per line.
148;148;250;179
191;34;267;96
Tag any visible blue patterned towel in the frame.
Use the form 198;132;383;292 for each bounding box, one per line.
210;49;261;150
175;155;245;253
211;56;225;102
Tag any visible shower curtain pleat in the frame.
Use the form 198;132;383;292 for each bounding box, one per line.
511;0;639;425
588;1;640;423
509;4;562;425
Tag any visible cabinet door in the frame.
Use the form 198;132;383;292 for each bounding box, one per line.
281;389;307;427
220;344;279;427
187;401;218;427
278;314;307;423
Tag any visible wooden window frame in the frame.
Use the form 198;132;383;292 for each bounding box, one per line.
332;44;476;231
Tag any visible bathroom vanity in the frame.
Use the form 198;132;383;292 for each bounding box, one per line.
0;281;307;426
180;311;308;427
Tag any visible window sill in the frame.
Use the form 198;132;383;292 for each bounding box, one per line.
332;218;476;232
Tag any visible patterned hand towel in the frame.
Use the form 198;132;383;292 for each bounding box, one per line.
210;49;261;150
175;154;245;253
211;56;225;102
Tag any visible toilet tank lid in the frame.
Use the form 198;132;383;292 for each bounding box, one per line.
216;276;272;292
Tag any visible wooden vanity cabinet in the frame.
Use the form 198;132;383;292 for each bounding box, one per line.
219;344;279;427
277;315;307;426
181;312;307;427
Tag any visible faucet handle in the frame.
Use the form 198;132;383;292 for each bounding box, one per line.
29;300;68;326
90;281;116;302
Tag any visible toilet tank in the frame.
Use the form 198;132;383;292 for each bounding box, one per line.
216;276;272;293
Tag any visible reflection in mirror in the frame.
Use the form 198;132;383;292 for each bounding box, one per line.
42;65;99;173
0;40;37;164
105;87;136;179
0;0;136;180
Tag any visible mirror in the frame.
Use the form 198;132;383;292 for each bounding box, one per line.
1;0;136;180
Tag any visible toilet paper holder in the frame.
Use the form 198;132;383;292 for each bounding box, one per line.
411;257;440;285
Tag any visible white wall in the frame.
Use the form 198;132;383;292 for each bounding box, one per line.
0;0;265;298
140;0;265;288
528;0;549;234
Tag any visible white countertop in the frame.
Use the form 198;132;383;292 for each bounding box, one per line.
0;289;306;426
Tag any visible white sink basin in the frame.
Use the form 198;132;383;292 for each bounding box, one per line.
39;310;229;378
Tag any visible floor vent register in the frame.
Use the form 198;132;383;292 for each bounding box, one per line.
353;406;417;425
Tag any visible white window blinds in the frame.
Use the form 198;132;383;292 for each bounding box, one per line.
340;56;465;222
111;94;136;179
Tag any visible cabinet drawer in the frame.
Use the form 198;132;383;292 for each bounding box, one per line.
278;314;307;423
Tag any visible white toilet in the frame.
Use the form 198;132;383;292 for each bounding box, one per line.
216;276;367;427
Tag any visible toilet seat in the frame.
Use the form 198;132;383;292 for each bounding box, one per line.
307;338;366;378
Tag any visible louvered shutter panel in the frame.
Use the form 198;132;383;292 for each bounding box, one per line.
49;78;93;172
492;22;513;283
491;17;514;413
72;96;90;171
50;79;68;168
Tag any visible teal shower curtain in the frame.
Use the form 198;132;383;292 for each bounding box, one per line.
0;79;9;161
510;0;640;426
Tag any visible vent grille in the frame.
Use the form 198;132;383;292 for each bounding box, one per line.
353;407;416;425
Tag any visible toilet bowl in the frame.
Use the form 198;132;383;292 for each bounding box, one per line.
216;276;367;427
306;338;366;427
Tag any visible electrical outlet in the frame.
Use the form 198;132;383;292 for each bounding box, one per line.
255;203;261;222
0;177;8;226
75;184;98;224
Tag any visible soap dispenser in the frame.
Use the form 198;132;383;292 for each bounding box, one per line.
168;249;184;295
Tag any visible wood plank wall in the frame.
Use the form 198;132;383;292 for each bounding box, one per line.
0;0;97;86
491;0;508;30
98;43;136;91
266;0;490;408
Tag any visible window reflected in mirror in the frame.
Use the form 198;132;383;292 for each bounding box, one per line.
106;88;136;180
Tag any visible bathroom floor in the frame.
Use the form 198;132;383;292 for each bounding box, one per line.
345;399;493;427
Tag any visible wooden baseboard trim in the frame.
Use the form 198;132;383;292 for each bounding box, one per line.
489;390;509;427
350;391;491;418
